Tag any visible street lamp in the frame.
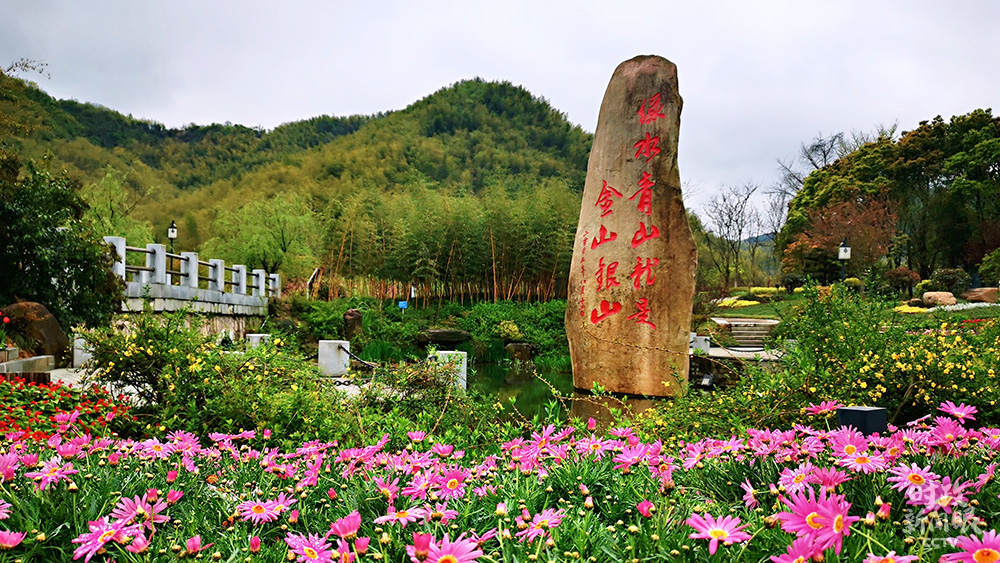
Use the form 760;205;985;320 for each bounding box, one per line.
838;237;851;282
167;220;178;284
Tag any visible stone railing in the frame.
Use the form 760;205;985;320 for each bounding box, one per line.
103;236;280;316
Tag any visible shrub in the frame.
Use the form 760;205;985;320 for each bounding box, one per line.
930;267;971;295
914;279;942;297
843;277;864;292
880;266;921;295
980;247;1000;286
780;273;806;292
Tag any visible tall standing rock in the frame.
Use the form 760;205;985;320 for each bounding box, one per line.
566;56;697;397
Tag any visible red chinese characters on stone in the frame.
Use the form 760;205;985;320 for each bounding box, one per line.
630;172;654;216
633;132;661;162
591;225;618;249
629;257;659;290
595;180;623;217
626;298;656;329
631;222;660;248
596;257;620;291
637;93;666;125
590;300;622;325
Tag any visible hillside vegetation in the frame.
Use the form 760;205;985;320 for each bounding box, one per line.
1;72;592;297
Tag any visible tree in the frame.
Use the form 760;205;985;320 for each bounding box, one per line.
0;152;123;328
79;167;154;243
782;198;898;281
201;193;319;277
703;183;759;290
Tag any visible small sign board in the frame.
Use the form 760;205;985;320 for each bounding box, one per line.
838;246;852;260
398;301;408;309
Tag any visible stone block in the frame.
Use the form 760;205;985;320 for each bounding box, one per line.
318;340;350;377
922;291;957;306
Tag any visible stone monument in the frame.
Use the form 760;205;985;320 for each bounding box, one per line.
566;55;697;397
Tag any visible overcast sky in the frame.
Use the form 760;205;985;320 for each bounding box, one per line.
2;1;998;211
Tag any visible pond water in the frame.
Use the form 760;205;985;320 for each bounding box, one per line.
467;361;574;419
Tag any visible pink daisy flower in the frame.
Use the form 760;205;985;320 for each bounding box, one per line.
887;463;939;495
779;462;815;492
374;476;400;503
770;536;822;563
0;530;26;550
775;486;859;555
805;400;842;415
838;452;886;474
433;467;470;500
741;479;759;509
0;499;11;520
940;529;1000;563
806;467;852;491
636;500;654;518
373;506;425;527
237;499;280;524
686;512;752;555
426;533;483;563
863;551;918;563
24;457;79;491
329;511;362;540
939;401;977;423
514;508;567;543
407;532;435;563
285;532;333;563
71;517;140;563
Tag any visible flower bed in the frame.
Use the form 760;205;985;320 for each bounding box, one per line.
0;401;998;562
0;377;135;440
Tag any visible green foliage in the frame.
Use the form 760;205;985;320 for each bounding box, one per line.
457;300;569;358
1;72;592;294
0;151;123;328
880;266;921;296
201;193;318;277
843;276;864;292
782;109;1000;277
79;167;154;242
780;272;806;292
914;279;941;297
643;286;1000;443
930;267;972;295
980;247;1000;286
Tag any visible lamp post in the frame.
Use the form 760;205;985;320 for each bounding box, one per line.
838;237;851;282
167;220;178;284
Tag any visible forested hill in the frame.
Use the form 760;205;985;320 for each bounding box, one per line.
1;72;593;292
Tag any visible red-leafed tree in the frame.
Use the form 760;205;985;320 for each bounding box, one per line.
782;198;898;280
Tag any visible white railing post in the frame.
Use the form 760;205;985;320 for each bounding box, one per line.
252;269;267;297
145;244;166;285
103;236;126;280
232;265;248;295
181;252;199;289
269;273;281;298
208;259;226;292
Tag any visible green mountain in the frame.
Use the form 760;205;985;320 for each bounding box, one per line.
0;72;592;296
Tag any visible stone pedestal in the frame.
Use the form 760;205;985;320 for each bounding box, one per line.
318;340;350;377
566;55;697;397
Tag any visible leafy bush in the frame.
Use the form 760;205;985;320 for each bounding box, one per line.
0;153;123;328
457;300;568;358
930;267;971;295
780;272;806;292
980;247;1000;286
646;285;1000;441
914;279;942;297
880;266;921;295
843;276;864;292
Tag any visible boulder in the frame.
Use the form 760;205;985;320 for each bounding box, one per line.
922;291;957;307
961;287;998;303
416;329;471;345
1;302;70;364
344;309;364;340
505;342;538;363
907;298;926;308
565;55;697;397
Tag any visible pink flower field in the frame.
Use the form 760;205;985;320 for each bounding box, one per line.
0;401;999;562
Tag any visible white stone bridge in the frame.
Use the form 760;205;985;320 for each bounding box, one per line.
103;236;281;337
